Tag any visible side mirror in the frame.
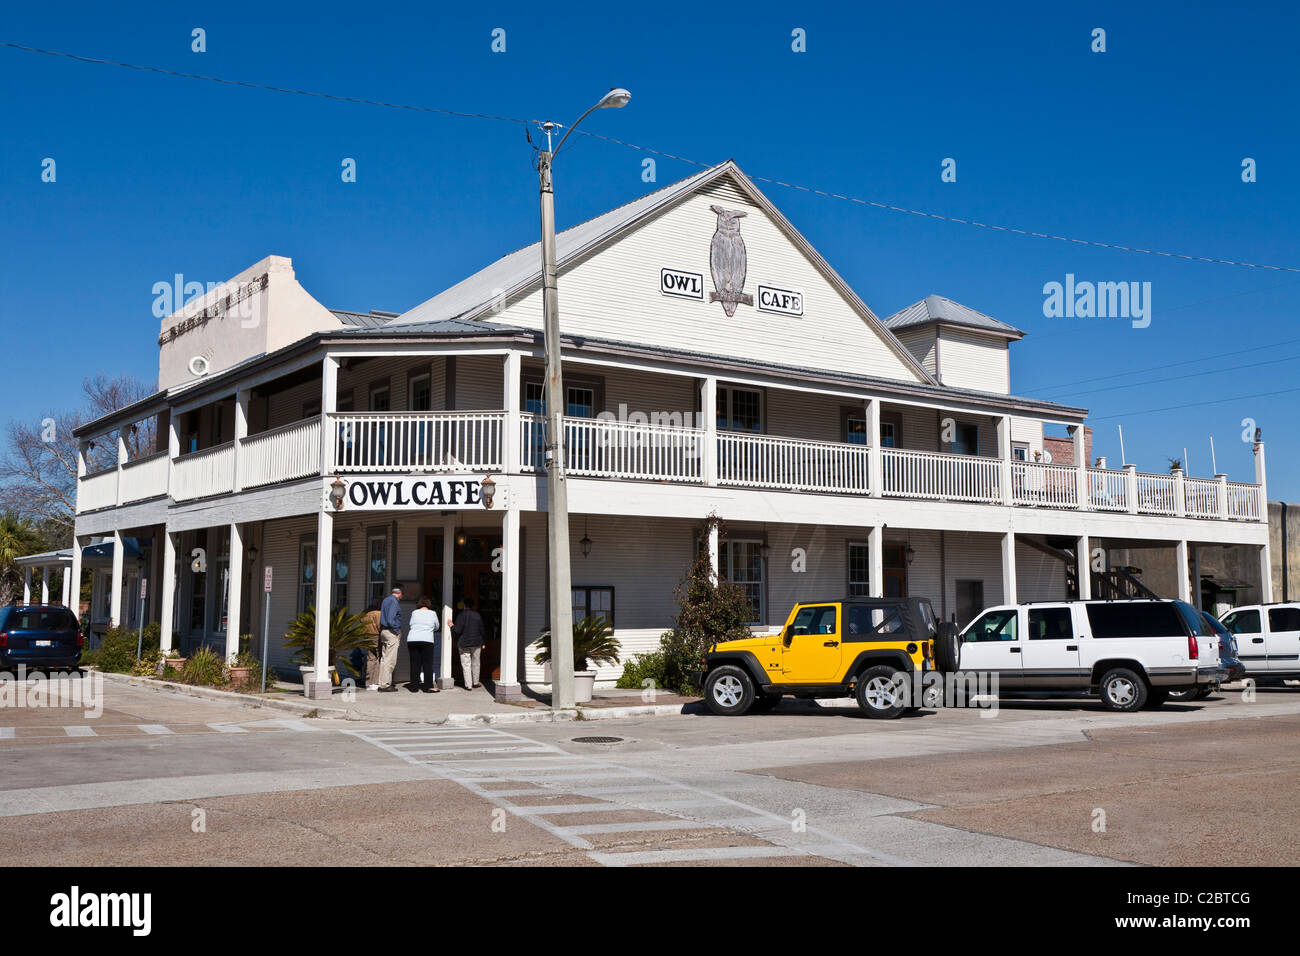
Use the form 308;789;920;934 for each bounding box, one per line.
782;625;793;646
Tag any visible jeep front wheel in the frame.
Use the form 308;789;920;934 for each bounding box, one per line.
1098;667;1148;712
856;665;907;719
704;666;756;716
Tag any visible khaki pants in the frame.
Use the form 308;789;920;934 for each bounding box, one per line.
377;629;401;687
459;646;481;687
364;639;381;686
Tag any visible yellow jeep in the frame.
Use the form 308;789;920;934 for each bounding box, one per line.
696;598;944;718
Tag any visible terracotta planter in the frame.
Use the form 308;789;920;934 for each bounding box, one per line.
228;666;253;689
161;657;187;676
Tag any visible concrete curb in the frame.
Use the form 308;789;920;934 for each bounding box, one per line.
95;671;702;725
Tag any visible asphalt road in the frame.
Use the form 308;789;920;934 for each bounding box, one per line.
2;676;1298;866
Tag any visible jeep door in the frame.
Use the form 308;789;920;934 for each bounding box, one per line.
1221;608;1265;674
1020;604;1086;688
781;604;843;682
958;608;1024;686
1265;606;1300;674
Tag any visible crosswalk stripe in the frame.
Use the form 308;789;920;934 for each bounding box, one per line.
0;728;13;739
206;723;249;733
589;846;809;866
138;725;173;735
63;726;96;737
563;819;717;835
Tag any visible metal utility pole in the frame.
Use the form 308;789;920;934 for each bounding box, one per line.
535;89;630;710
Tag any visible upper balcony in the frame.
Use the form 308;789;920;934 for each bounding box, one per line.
82;406;1265;524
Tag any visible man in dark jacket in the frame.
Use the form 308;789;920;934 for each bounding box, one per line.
451;597;486;689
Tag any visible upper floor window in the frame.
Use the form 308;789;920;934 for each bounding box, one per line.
717;387;762;433
524;382;544;415
567;385;595;418
951;422;979;456
369;384;390;412
1013;442;1029;461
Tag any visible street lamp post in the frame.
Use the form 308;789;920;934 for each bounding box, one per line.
536;88;630;710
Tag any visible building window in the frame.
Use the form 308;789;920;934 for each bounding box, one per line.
524;381;545;414
299;540;317;614
845;415;867;445
409;374;431;411
369;384;390;412
566;386;595;418
848;543;871;597
366;533;388;609
719;539;764;624
331;538;350;611
951;422;979;456
717;387;762;433
1013;442;1029;461
955;579;985;628
572;586;614;627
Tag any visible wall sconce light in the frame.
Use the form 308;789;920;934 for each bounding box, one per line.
580;517;592;558
328;474;347;511
480;474;496;509
246;543;259;564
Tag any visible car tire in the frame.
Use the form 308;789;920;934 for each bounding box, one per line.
704;665;756;716
933;621;961;673
1098;667;1148;712
855;665;908;719
1144;687;1169;708
1165;686;1198;702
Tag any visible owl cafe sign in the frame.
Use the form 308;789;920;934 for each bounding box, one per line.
659;206;803;317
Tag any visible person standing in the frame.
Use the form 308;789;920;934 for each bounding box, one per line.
406;596;441;694
376;585;403;693
362;602;383;690
451;596;486;689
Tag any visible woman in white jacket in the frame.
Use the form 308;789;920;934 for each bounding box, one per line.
406;596;441;693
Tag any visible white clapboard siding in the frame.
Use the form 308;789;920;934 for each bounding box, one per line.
453;354;506;410
120;453;169;503
937;328;1010;393
240;416;321;489
77;468;117;513
894;326;937;375
490;175;929;384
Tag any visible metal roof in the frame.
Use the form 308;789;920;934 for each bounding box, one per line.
884;295;1025;338
391;163;729;328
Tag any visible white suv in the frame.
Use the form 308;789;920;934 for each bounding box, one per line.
1219;603;1300;681
957;599;1220;712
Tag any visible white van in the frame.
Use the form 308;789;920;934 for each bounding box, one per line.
1219;603;1300;680
957;599;1220;711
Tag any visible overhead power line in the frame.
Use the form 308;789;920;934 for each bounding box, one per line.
1089;384;1300;422
5;40;1300;276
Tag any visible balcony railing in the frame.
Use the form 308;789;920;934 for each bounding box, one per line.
329;411;504;472
718;432;868;493
241;416;321;489
76;467;117;513
173;442;235;502
883;448;1002;504
121;452;169;503
1012;460;1079;509
74;407;1267;524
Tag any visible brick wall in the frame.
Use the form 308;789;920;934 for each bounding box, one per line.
1042;426;1092;466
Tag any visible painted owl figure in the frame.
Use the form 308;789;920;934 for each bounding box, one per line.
708;205;749;317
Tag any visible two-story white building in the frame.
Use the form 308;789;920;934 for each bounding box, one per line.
71;161;1272;700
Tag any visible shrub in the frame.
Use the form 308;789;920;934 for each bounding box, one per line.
82;624;160;674
615;631;705;697
180;646;226;687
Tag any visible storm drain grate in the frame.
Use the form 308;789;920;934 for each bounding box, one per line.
571;736;625;744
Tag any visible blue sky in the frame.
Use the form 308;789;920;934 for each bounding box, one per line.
2;1;1297;497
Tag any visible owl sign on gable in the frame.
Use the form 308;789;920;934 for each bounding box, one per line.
708;205;754;317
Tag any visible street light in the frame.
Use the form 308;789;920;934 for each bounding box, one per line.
537;87;630;710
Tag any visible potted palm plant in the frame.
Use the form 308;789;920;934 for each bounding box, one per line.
282;606;371;694
534;615;621;704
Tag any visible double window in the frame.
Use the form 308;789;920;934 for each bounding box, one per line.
572;586;614;627
717;386;762;432
300;537;350;613
719;539;765;624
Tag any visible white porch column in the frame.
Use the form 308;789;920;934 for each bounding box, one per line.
308;508;333;699
1259;544;1274;604
503;352;521;474
232;388;250;493
1174;540;1191;602
439;514;455;688
496;507;521;700
1124;464;1139;514
1076;534;1092;600
109;529;125;627
61;563;71;606
707;519;720;586
166;412;179;499
22;567;31;604
226;522;243;662
40;568;50;604
68;536;83;619
1071;424;1089;510
867;398;883;498
1253;438;1268;523
114;429;128;506
1171;468;1186;517
997;415;1013;505
868;525;884;598
159;530;176;655
319;356;339;476
701;376;718;486
1215;474;1229;519
1001;531;1017;605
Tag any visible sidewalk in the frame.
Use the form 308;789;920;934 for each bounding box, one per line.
94;670;704;725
